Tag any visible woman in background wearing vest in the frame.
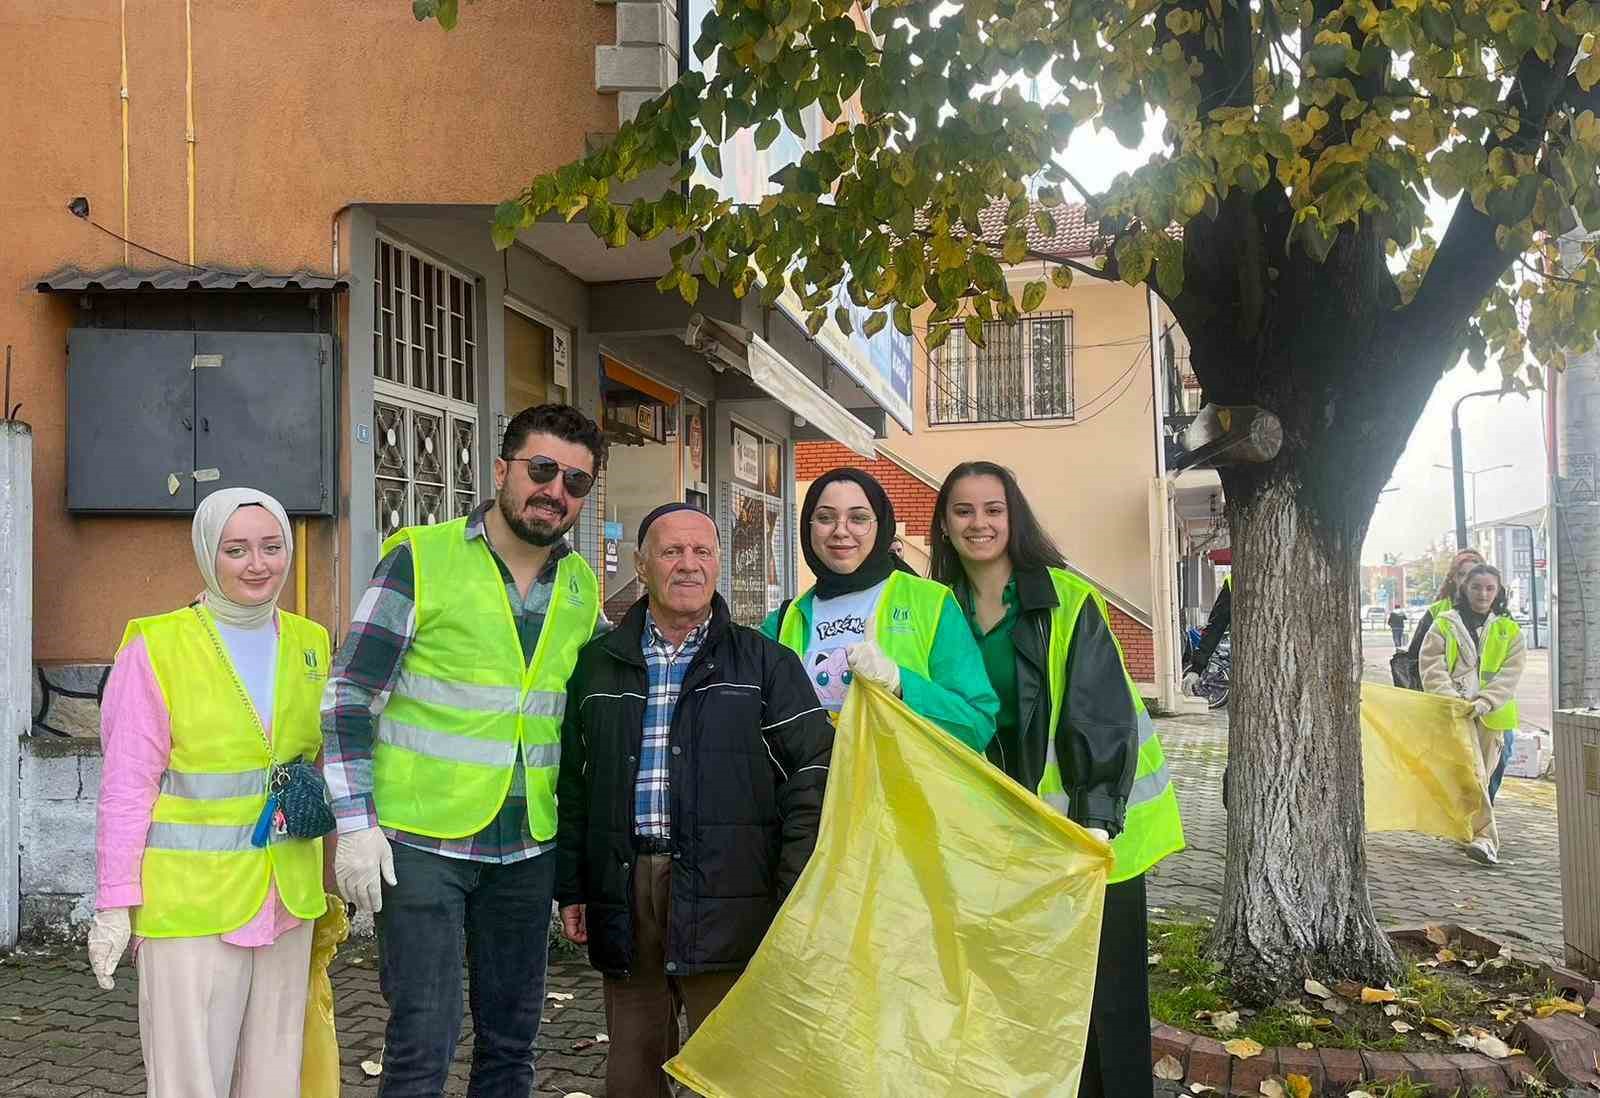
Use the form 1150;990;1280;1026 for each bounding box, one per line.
931;462;1185;1098
1405;548;1484;664
760;467;998;750
88;488;330;1098
1420;562;1526;866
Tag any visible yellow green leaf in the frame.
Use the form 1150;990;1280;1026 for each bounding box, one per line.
1223;1038;1264;1059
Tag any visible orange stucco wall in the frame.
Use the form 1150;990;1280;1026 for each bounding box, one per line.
3;1;617;661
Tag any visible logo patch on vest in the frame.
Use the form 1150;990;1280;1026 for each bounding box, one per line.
566;572;586;608
303;649;326;681
885;606;915;635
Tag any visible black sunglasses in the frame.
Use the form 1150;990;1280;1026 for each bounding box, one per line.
512;454;596;498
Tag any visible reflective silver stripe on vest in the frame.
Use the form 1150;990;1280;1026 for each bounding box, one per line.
159;769;267;799
522;741;561;769
145;822;257;853
1129;764;1173;807
1042;791;1071;814
378;719;519;767
396;670;520;714
1137;707;1156;747
521;691;567;720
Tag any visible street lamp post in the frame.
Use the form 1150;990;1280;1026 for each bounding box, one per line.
1445;389;1519;548
1432;461;1513;538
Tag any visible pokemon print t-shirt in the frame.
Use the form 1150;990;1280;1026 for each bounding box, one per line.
802;578;890;713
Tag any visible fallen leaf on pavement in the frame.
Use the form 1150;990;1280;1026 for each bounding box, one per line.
595;1033;610;1043
1224;1038;1265;1060
1149;953;1163;967
1154;1055;1185;1080
564;1093;596;1098
1361;986;1398;1004
1347;1091;1377;1098
1259;1079;1286;1098
1424;924;1450;946
547;991;575;1001
1475;1035;1513;1059
1295;1042;1314;1051
1212;1010;1241;1035
1190;1084;1217;1094
1285;1076;1311;1098
1322;997;1348;1015
360;1060;383;1077
1534;997;1585;1018
1304;979;1333;1000
1383;1004;1401;1017
1425;1016;1460;1038
1422;1033;1441;1043
1391;1020;1414;1033
1435;948;1457;964
572;1039;596;1051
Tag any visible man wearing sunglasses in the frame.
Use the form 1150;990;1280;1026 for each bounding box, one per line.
322;403;607;1097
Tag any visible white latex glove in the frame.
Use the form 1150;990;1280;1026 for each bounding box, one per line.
1181;672;1200;695
87;908;131;990
1471;697;1493;718
1086;827;1110;844
846;642;902;696
335;826;397;914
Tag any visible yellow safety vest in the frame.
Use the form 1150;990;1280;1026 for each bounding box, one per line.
374;520;598;841
118;605;329;938
776;570;947;678
1435;614;1522;731
1038;568;1185;883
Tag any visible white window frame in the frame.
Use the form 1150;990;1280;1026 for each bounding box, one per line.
928;311;1075;426
372;235;481;537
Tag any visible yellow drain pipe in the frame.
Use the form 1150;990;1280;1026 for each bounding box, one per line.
185;0;196;264
119;0;129;264
295;518;309;617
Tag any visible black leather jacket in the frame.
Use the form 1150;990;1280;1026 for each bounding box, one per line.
973;567;1140;837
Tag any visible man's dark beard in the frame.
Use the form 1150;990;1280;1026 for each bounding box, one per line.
498;488;575;547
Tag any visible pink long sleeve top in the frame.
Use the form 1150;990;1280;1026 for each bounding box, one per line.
96;634;301;946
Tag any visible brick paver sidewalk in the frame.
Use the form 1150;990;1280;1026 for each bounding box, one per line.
1147;709;1564;959
0;710;1564;1096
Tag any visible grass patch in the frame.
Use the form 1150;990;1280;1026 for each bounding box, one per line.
1148;920;1567;1058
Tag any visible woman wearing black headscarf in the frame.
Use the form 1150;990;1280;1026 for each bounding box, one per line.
760;468;998;750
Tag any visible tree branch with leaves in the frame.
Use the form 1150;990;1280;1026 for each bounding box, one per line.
422;0;1600;1003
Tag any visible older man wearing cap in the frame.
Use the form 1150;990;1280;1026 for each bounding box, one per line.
555;503;832;1098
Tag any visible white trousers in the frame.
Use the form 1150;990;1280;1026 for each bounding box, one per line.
1468;720;1503;857
136;920;313;1098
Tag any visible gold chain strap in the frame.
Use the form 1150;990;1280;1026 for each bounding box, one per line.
190;606;278;788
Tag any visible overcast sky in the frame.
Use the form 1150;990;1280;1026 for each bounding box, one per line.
1052;119;1551;567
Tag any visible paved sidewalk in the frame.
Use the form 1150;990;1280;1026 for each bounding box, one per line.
1147;708;1564;959
0;707;1564;1096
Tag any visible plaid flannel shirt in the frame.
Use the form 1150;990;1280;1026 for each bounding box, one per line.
634;611;709;839
321;502;603;864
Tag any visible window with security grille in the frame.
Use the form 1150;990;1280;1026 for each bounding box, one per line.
928;312;1074;425
373;237;480;540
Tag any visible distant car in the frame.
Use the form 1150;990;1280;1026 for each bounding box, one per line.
1363;606;1388;628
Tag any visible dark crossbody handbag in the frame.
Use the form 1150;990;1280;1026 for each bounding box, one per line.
193;607;336;845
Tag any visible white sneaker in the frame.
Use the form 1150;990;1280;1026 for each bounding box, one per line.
1465;839;1499;866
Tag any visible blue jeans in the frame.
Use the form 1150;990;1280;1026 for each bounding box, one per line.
376;843;556;1098
1487;731;1515;802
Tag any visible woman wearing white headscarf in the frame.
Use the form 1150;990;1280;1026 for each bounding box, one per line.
88;488;331;1098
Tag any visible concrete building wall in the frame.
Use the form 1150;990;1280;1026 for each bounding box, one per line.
3;1;618;663
886;275;1163;616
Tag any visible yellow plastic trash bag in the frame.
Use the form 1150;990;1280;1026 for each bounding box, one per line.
1361;682;1482;842
666;680;1114;1098
301;893;350;1098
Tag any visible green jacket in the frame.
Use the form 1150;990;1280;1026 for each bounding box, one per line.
760;580;999;753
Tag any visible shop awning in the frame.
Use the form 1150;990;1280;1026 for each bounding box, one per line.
685;315;876;458
603;355;680;405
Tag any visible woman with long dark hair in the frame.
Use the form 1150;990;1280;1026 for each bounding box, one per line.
761;467;997;750
1420;562;1526;865
931;461;1185;1098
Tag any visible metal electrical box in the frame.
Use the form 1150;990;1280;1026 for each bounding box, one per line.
1555;708;1600;976
67;329;335;514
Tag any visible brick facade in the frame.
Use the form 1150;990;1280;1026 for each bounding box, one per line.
794;441;1156;682
795;441;938;537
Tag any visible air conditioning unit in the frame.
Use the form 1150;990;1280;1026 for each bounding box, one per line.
1555;708;1600;975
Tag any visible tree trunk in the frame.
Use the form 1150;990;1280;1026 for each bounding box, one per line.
1209;471;1400;1004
